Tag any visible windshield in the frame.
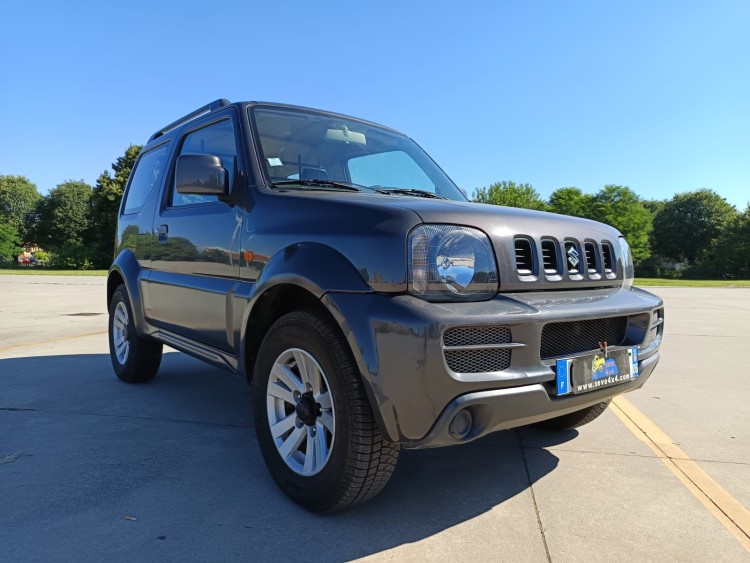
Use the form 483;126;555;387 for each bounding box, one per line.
249;106;466;201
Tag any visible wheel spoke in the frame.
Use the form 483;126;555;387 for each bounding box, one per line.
293;350;315;391
270;412;297;439
316;391;332;410
278;425;305;458
271;363;303;393
267;381;295;405
115;306;128;326
319;411;334;434
315;421;329;464
303;427;317;473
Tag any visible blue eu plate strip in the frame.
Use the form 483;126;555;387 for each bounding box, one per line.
556;359;572;396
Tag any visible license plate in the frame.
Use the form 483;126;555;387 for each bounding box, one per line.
555;347;639;396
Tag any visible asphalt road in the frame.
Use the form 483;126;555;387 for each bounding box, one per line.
1;275;749;562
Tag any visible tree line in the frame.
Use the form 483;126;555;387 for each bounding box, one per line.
474;182;750;279
0;145;141;269
1;145;748;278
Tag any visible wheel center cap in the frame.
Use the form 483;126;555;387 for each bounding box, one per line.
295;392;319;426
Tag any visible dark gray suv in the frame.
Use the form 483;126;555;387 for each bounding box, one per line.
107;99;663;512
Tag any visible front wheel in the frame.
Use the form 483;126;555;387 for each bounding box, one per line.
253;310;399;513
534;399;611;431
108;285;163;383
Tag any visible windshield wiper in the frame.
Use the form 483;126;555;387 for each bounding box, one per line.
373;188;447;200
271;179;362;192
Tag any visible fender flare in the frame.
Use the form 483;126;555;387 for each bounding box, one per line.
237;242;373;351
255;241;372;298
108;250;151;335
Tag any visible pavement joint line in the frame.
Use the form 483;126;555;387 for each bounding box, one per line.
612;396;750;553
0;330;108;353
535;446;750;466
0;406;253;429
670;333;750;339
516;430;553;563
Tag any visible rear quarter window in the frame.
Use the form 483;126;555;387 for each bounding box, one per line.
122;144;170;214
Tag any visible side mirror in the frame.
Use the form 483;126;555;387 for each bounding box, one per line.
175;154;229;195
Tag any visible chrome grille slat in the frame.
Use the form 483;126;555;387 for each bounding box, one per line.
602;242;614;273
541;239;558;274
514;238;534;275
584;242;597;274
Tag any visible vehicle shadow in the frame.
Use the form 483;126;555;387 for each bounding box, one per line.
0;351;578;561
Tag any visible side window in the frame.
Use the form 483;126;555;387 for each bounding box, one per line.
348;150;434;191
122;144;169;214
171;119;237;207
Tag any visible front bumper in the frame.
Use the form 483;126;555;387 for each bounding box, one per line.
322;286;663;445
402;351;658;448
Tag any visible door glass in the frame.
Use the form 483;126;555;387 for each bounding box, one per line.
172;119;236;207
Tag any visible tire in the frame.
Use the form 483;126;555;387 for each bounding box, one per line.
253;310;399;513
108;284;163;383
534;399;611;431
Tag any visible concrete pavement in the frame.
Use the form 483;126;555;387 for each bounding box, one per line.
1;275;748;561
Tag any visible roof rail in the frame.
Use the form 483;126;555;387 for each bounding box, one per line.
148;99;231;142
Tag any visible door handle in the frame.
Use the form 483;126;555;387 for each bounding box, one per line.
157;224;168;243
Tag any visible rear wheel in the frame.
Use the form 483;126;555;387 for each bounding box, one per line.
108;285;162;383
253;310;399;513
534;399;611;430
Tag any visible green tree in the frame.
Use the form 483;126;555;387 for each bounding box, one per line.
473;181;549;211
690;204;750;279
651;189;737;265
36;180;93;269
0;175;42;243
88;144;142;268
586;185;653;263
0;222;23;265
642;199;667;217
548;187;592;217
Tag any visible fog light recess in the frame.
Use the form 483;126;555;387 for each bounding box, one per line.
448;409;473;439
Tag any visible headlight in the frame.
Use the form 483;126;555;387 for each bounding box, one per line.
619;236;634;288
408;225;498;301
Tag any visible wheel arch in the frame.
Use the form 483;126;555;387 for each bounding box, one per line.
239;242;374;379
241;282;337;384
238;249;392;439
107;249;149;335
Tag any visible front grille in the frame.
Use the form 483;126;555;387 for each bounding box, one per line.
602;242;614;273
541;316;628;359
513;237;617;281
443;326;512;373
584;242;598;274
444;326;511;347
514;238;534;275
445;348;511;373
541;239;558;274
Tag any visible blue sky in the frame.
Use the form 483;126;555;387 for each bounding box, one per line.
1;0;748;209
